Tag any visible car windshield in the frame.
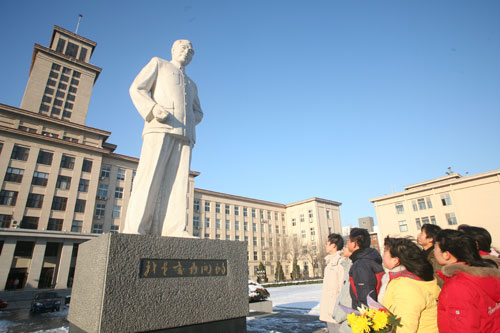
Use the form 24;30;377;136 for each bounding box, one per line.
35;292;58;300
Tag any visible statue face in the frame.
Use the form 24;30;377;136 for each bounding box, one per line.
171;41;194;66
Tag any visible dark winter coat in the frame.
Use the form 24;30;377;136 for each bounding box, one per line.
437;263;500;333
348;247;384;309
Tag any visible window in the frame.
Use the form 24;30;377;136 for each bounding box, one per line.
65;42;79;58
32;171;49;186
205;201;210;212
416;218;421;230
115;187;124;199
261;237;265;247
252;223;257;232
430;216;436;225
418;198;426;210
11;145;29;161
235;221;240;230
234;206;239;216
308;210;313;222
194;200;200;212
326;210;331;219
52;196;67;211
205;217;210;228
78;46;88;60
0;214;12;228
71;220;82;232
244;222;248;231
37;150;53;165
276;225;280;233
275;212;278;220
78;179;89;192
441;193;452;206
300;214;305;223
0;190;18;206
95;203;105;217
252;208;256;218
412;200;418;211
225;205;230;214
47;218;63;231
216;219;221;229
193;216;200;229
82;159;93;172
75;199;86;213
395;203;404;214
5;167;24;183
253;252;258;260
292;218;296;226
26;193;44;208
260;210;264;219
225;220;230;230
235;235;240;241
282;226;286;234
267;211;271;220
446;212;458;225
216;203;221;213
268;224;272;233
60;155;75;169
426;197;432;209
243;208;248;217
56;175;71;190
421;216;430;225
97;184;108;199
112;206;121;218
399;220;408;232
110;225;119;233
117;168;125;180
301;230;306;238
20;216;39;229
261;224;264;232
92;224;103;234
56;39;66;53
100;165;111;178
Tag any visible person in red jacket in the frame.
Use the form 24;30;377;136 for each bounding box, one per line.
434;229;500;333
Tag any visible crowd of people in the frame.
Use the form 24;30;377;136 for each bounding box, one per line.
319;225;500;332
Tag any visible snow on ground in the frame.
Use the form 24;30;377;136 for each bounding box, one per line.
267;283;322;315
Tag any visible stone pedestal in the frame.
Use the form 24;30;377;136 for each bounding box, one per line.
68;234;248;332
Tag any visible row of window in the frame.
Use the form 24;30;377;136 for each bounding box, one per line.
55;38;88;62
18;126;79;143
291;210;315;226
9;145;92;172
398;212;458;232
100;165;128;181
194;200;286;221
193;217;287;234
0;191;86;212
395;193;453;214
8;241;79;258
5;168;90;192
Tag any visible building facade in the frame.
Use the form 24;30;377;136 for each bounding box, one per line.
358;216;374;232
370;170;500;248
0;26;342;292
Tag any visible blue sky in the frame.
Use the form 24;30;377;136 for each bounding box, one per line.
1;1;499;226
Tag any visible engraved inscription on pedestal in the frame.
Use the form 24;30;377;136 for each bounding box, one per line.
139;259;227;278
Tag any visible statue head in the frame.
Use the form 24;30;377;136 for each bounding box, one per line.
171;40;194;67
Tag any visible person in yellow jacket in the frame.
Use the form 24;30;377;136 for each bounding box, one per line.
382;237;440;333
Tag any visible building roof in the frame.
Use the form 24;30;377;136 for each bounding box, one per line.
370;169;500;203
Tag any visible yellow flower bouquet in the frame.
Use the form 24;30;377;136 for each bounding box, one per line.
340;295;399;333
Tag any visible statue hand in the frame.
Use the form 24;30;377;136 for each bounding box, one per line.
152;104;169;123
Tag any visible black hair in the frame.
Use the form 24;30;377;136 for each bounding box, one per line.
384;236;434;281
349;228;371;250
436;229;498;268
457;226;492;253
421;224;442;243
327;233;344;250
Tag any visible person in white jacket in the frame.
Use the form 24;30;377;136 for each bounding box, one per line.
123;40;203;236
320;233;346;332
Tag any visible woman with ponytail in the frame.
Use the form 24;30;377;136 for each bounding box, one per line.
435;229;500;332
381;237;440;332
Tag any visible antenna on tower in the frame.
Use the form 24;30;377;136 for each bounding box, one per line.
75;14;83;34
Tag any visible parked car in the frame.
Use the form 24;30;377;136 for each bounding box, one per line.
0;298;7;310
30;292;61;313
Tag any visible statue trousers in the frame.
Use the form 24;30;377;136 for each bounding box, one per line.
123;132;192;236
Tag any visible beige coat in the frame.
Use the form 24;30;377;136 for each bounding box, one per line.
320;251;345;323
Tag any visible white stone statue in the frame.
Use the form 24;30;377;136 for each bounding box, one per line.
123;40;203;236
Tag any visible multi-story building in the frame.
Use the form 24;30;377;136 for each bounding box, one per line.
0;25;342;293
358;216;374;232
370;169;500;248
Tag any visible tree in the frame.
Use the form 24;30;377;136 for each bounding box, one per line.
291;258;301;280
275;261;285;282
257;261;267;283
